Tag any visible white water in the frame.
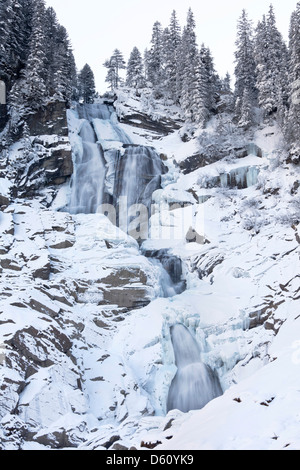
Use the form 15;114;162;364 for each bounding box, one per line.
67;104;221;414
68;119;106;214
167;324;222;413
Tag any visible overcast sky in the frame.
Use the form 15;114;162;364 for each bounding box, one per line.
45;0;298;94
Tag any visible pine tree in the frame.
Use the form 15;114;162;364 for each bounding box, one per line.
167;10;182;102
147;21;164;88
78;64;96;103
104;49;126;91
8;0;48;114
199;44;219;112
126;47;145;89
222;72;232;93
161;11;182;102
179;8;211;125
0;0;28;83
234;9;257;124
254;6;288;118
285;2;300;155
0;0;12;81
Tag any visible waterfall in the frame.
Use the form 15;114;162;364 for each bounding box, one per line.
66;103;223;414
114;145;164;221
142;248;186;297
167;324;222;413
68;102;165;229
68;118;106;214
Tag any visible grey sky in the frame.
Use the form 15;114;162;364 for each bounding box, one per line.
45;0;298;94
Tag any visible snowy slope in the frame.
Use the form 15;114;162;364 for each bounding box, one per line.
0;89;299;450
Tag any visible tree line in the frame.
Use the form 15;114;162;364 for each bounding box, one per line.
1;1;300;154
103;4;300;153
0;0;96;127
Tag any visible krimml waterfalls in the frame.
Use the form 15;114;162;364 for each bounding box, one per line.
68;102;222;415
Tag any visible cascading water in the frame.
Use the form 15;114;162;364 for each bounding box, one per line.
67;101;182;295
68;118;106;214
167;324;222;413
67;102;222;415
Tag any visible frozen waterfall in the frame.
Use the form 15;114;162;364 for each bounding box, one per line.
167;324;222;413
68;102;165;232
68;118;106;214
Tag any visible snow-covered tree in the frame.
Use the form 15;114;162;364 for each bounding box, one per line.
254;6;288;118
285;2;300;155
146;21;164;88
0;0;29;83
78;64;96;103
162;10;182;102
179;8;199;121
234;9;257;124
126;47;145;89
104;49;126;91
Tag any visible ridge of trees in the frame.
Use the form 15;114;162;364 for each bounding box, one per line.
104;3;300;153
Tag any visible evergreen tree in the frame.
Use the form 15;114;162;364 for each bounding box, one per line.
285;2;300;153
234;9;257;124
168;10;182;102
104;49;126;90
199;44;219;112
21;0;47;109
126;47;145;89
147;21;164;88
78;64;96;103
161;11;182;102
179;8;211;125
0;0;28;83
179;9;198;120
222;72;232;93
254;6;288;118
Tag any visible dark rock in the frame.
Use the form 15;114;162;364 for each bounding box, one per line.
179;143;263;175
111;442;129;450
0;259;22;271
32;262;51;281
0;194;10;208
103;435;121;450
49;240;74;250
179;153;217;174
0;104;8;132
101;268;148;287
32;429;81;449
28;299;59;318
26;101;69;137
101;287;151;310
119;112;182;137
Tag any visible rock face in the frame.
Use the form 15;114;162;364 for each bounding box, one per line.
119;112;181;137
0;204;162;449
9;102;73;199
26;101;69;137
179;143;263;175
0;104;8;132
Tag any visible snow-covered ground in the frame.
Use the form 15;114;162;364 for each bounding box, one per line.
0;89;299;450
